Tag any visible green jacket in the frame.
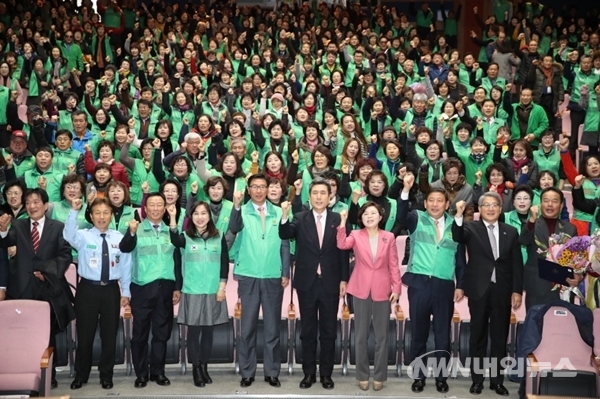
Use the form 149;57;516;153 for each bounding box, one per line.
508;103;549;144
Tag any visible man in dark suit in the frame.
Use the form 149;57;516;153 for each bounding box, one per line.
279;179;349;390
519;187;580;310
0;187;74;388
452;193;523;396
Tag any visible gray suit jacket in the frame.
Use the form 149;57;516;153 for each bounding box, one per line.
519;218;577;298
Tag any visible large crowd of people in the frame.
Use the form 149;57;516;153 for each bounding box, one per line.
0;0;599;397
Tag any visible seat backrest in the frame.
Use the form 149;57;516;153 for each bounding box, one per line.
396;236;408;266
65;263;77;296
473;212;480;221
0;300;50;374
593;308;600;356
533;306;591;367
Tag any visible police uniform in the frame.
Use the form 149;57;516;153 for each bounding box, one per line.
63;210;132;384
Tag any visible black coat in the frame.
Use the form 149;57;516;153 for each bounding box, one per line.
0;217;74;331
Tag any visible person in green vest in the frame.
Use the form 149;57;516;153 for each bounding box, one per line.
2;130;36;178
103;180;137;235
571;175;600;310
228;174;291;388
503;88;549;147
48;174;90;230
201;176;236;243
167;200;229;387
579;80;600;155
121;192;182;388
349;170;398;233
52;130;86;177
120;136;159;206
409;0;434;38
398;171;466;394
503;184;533;265
533;129;564;188
291;169;350;214
24;146;66;202
53;29;84;72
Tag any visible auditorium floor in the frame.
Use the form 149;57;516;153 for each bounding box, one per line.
53;365;520;398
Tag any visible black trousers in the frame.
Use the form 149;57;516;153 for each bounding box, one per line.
468;282;512;385
187;326;214;365
130;279;175;378
296;277;340;377
568;105;586;159
539;94;556;132
407;279;454;381
74;281;120;381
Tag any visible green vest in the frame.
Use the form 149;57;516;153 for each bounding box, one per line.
407;211;458;280
51;201;91;262
182;234;222;294
128;159;160;206
109;206;137;235
358;196;397;232
583;91;600;133
0;86;9;125
132;220;176;285
3;149;35;177
23;166;65;202
53;148;82;172
504;210;528;264
574;179;599;223
533;148;561;179
233;202;284;278
570;70;600;104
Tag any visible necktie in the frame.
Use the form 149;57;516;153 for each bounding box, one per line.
488;224;498;283
258;206;266;234
434;219;442;243
316;214;323;276
31;221;40;253
100;233;109;284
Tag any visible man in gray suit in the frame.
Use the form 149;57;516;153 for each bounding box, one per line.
0;188;74;388
519;187;581;310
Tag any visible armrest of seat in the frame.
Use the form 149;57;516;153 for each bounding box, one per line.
123;305;132;319
41;347;54;368
591;355;600;375
527;353;539;372
396;304;404;322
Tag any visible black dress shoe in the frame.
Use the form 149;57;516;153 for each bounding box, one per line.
264;376;281;387
134;377;148;388
435;380;449;393
320;376;334;389
240;377;254;387
470;382;484;394
70;379;84;390
51;379;58;389
192;365;206;387
101;380;113;389
299;374;316;389
150;374;170;386
411;379;426;392
199;362;212;384
490;383;509;396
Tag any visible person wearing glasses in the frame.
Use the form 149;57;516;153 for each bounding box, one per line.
228;174;291;388
398;173;466;394
452;193;523;396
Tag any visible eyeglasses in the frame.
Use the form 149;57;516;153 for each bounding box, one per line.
249;185;267;190
480;203;500;209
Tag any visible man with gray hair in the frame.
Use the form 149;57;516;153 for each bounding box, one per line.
451;193;523;396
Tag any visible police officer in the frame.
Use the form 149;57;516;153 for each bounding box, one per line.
63;197;134;390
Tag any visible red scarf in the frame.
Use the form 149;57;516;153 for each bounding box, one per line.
487;182;507;199
267;169;284;180
304;104;316;115
512;157;529;175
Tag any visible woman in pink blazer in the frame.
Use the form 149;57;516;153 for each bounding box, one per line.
337;201;401;391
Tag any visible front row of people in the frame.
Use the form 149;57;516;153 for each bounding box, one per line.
0;175;578;396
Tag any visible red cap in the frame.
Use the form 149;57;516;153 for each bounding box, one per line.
11;130;26;139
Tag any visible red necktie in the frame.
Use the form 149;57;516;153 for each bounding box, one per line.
31;221;40;253
316;214;323;275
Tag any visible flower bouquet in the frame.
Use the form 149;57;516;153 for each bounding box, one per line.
537;233;592;302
